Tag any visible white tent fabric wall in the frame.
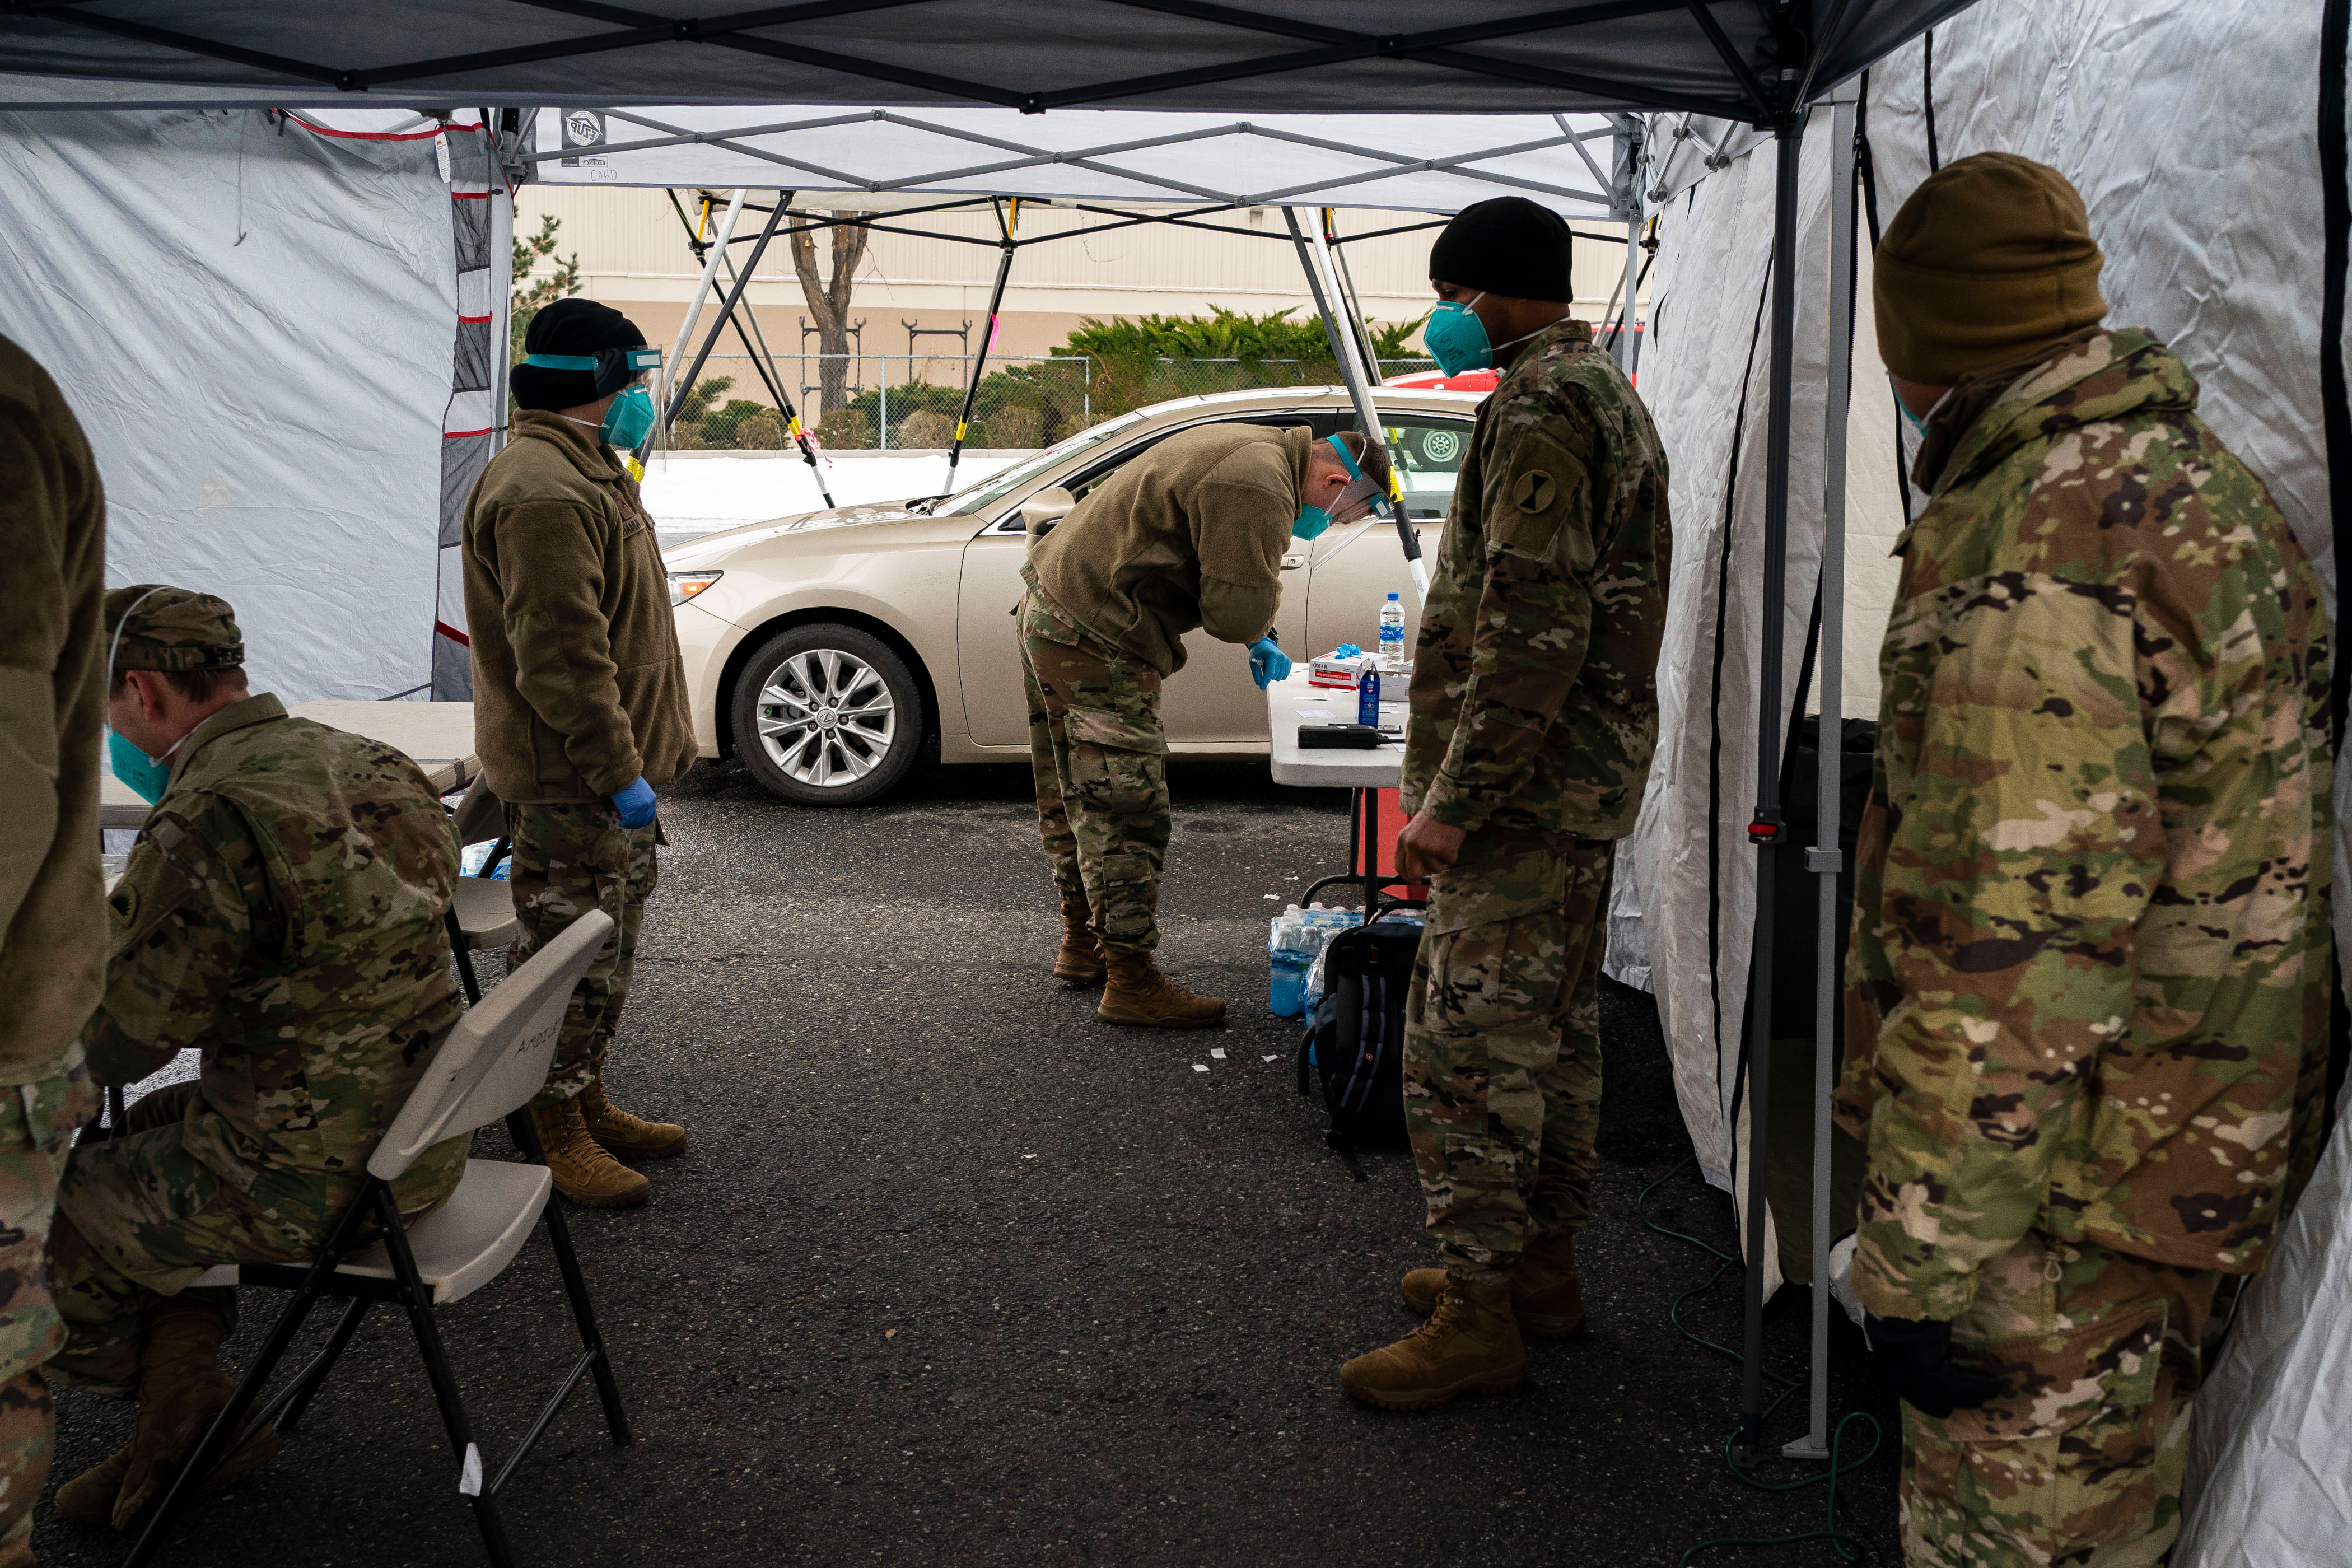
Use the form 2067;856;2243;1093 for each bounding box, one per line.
1606;106;1844;1237
0;106;455;701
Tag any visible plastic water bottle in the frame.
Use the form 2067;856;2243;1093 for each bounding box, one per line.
1378;592;1406;669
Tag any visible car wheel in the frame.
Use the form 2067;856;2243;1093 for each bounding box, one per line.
731;624;925;805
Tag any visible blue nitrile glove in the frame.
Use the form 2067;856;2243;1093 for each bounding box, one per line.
1332;643;1363;659
611;776;658;829
1248;636;1292;690
1861;1312;2004;1418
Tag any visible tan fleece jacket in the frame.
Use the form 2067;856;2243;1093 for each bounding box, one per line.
0;333;106;1084
1026;423;1308;675
461;410;697;804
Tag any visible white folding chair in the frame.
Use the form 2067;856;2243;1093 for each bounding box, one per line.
125;909;625;1568
445;774;520;1004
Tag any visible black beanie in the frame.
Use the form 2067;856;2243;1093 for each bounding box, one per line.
1428;197;1575;302
512;298;647;412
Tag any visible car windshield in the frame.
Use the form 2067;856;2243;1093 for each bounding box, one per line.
938;410;1149;516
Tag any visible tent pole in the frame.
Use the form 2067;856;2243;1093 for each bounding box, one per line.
1616;116;1645;380
1736;109;1805;1472
709;223;834;507
1617;216;1642;377
942;197;1020;493
666;188;748;396
1287;207;1427;599
1785;92;1857;1463
1323;208;1389;380
651;193;791;460
488;143;515;451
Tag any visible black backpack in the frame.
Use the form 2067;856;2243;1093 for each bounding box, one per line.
1298;916;1426;1179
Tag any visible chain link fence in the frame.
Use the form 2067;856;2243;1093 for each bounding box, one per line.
668;353;1443;451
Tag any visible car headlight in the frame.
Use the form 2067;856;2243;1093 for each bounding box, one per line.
668;568;724;607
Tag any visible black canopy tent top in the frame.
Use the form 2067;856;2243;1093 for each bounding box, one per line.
4;2;1980;123
0;0;1975;1505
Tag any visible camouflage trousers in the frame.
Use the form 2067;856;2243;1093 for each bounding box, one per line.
1020;592;1170;953
506;801;661;1104
1902;1231;2220;1568
1403;830;1612;1277
0;1060;90;1564
46;1082;454;1400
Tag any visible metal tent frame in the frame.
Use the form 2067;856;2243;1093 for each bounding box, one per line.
1;0;1973;1502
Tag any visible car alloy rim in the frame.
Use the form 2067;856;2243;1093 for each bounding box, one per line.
755;647;897;787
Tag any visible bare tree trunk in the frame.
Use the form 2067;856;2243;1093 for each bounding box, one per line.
791;212;872;415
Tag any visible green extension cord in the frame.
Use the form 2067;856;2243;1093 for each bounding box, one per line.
1635;1156;1884;1564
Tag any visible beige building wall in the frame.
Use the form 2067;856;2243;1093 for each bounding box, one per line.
514;186;1640;410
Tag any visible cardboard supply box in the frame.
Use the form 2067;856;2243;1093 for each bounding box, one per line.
1308;651;1376;690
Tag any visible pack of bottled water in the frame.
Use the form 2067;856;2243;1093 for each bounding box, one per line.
1267;903;1358;1017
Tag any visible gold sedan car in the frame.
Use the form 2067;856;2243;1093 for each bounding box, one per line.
662;385;1478;804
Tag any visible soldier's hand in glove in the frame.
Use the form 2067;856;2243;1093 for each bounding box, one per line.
611;776;658;829
1862;1312;2003;1417
1247;636;1291;690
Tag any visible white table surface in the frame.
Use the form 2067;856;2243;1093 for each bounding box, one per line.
1266;672;1406;789
101;700;478;830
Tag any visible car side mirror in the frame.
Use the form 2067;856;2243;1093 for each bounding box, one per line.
1021;486;1078;537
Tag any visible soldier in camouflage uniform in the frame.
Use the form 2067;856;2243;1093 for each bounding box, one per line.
45;587;473;1532
1837;154;2332;1567
1019;424;1376;1028
1342;197;1671;1411
0;334;108;1567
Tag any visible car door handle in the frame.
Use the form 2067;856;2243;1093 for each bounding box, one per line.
1281;552;1306;570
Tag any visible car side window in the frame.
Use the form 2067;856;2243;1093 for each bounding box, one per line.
1378;416;1471;521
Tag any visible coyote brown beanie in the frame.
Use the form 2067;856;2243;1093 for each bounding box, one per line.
1874;151;2106;384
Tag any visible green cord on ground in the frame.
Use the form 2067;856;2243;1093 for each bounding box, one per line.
1636;1157;1885;1564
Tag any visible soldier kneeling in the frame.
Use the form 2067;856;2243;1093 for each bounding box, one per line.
44;587;471;1531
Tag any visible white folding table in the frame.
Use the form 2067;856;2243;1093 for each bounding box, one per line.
1264;671;1415;913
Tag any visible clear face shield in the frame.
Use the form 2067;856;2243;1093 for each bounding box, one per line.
1323;435;1388;524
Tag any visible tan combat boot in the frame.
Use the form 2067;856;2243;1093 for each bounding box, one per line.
1054;895;1107;986
1341;1273;1526;1411
533;1096;651;1207
578;1072;685;1160
1096;946;1225;1029
78;1296;281;1531
1399;1229;1586;1339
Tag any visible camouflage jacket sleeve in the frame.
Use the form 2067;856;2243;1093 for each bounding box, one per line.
1418;391;1599;833
86;800;259;1086
1850;573;2163;1322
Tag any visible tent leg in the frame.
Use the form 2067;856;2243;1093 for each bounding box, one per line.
1785;92;1858;1463
941;198;1020;494
1735;111;1805;1472
1285;208;1426;599
656;193;792;449
666;189;749;391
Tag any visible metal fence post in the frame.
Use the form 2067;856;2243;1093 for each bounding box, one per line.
1081;356;1090;427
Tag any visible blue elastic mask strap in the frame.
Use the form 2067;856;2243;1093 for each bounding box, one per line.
1324;435;1367;483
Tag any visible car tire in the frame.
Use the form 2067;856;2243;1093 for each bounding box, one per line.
731;624;925;806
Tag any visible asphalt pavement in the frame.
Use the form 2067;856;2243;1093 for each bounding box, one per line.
39;755;1902;1567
